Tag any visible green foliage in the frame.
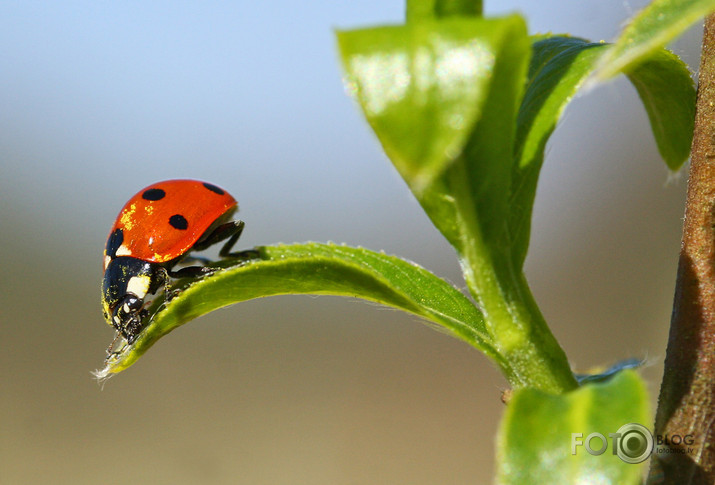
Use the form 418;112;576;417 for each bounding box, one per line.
512;36;694;265
99;1;699;389
98;0;708;479
98;243;503;377
626;49;696;169
336;6;696;395
337;16;527;196
594;0;715;81
406;0;483;22
339;14;580;394
496;370;650;485
512;36;608;267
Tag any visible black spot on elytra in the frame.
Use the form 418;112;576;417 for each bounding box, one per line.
169;214;188;230
203;183;224;195
142;188;166;201
105;228;124;258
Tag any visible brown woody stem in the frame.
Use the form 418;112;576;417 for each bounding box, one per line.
649;14;715;484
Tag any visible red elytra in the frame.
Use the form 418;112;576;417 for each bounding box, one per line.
104;179;237;268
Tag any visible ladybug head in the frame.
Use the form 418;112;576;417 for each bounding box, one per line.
102;257;164;342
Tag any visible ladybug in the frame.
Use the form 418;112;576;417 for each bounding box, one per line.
102;179;251;344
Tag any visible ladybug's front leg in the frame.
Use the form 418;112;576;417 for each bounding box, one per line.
157;267;179;302
105;332;123;357
161;266;211;302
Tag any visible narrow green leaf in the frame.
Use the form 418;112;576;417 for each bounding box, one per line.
96;243;499;377
510;36;695;267
511;37;608;267
496;370;651;485
626;48;695;170
593;0;715;81
406;0;482;22
337;15;526;194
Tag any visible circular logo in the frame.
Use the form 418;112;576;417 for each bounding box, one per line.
615;423;653;464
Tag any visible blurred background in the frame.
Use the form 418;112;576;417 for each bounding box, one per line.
0;1;701;483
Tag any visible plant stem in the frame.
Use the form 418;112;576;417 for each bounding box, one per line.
405;0;482;22
461;250;577;394
449;165;577;394
648;14;715;484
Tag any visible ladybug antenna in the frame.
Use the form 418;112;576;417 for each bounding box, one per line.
105;331;123;357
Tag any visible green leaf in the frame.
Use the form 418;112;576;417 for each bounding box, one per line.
405;0;482;22
593;0;715;81
96;243;499;377
422;26;579;394
496;370;651;485
440;16;530;253
626;48;695;170
510;36;695;268
337;15;526;194
511;37;608;267
339;17;580;393
339;14;530;253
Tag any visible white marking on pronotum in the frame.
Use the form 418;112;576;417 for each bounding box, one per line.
126;275;151;299
115;244;132;257
104;255;111;269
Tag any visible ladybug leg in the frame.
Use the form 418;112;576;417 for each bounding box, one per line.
218;222;246;258
163;222;260;288
227;248;261;261
157;266;185;300
217;224;260;261
195;220;260;260
167;265;215;279
163;265;214;300
193;220;244;254
105;331;123;357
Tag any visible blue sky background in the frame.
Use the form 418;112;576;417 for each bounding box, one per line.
1;1;701;483
2;0;662;257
